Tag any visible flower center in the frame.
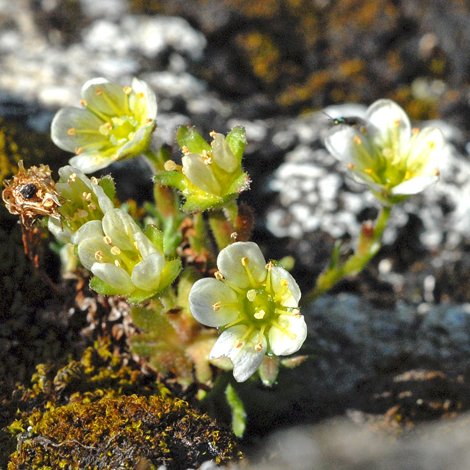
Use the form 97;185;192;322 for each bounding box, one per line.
99;116;139;147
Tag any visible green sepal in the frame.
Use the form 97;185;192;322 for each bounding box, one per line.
182;192;238;214
145;224;164;252
226;171;250;195
225;127;246;163
225;383;246;438
153;171;187;192
176;125;211;154
89;276;123;296
98;174;116;201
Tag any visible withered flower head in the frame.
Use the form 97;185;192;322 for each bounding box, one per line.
2;160;62;227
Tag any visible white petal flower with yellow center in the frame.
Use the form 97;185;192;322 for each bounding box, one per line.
48;165;114;242
189;242;307;382
324;99;445;204
71;208;181;302
51;77;157;173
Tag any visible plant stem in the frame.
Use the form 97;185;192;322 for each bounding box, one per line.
302;205;392;305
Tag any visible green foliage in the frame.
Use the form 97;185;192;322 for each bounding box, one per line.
225;383;247;438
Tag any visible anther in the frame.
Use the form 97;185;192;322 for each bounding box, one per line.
233;340;243;348
254;310;265;320
123;86;132;95
69;173;77;183
76;209;88;218
230;232;238;240
90;177;99;185
364;169;373;175
247;289;257;302
95;250;103;261
432;169;440;176
82;192;92;201
348;163;356;170
95;87;104;96
214;271;224;281
428;141;436;149
281;279;288;288
393;118;401;127
114;260;121;267
111;246;121;255
145;118;153;123
181;146;190;156
88;203;96;211
412;127;420;135
254;343;263;351
210;130;217;138
212;302;221;311
292;308;300;317
353;135;362;145
404;171;411;180
103;235;112;245
104;122;113;130
67;128;76;136
75;147;83;154
79;100;87;107
265;261;274;271
241;257;249;266
134;241;139;250
164;160;178;171
137;92;144;99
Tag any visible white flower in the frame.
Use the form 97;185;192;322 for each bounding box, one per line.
188;242;307;382
324;99;444;203
51;77;157;173
72;208;166;296
48;165;114;242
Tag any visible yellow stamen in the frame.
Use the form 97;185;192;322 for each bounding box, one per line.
90;177;99;185
68;128;76;136
75;147;83;154
404;171;412;180
254;310;265;319
76;209;88;218
82;192;92;201
353;135;362;145
233;340;243;348
364;169;373;175
428;141;436;149
210;130;217;138
123;86;132;95
212;302;221;311
114;260;121;267
214;271;224;281
103;236;112;245
393;118;401;127
164;160;178;171
111;246;121;255
412;127;420;135
95;250;103;261
348;163;356;170
69;173;77;183
79;100;87;107
95;87;104;96
432;169;440;176
254;343;263;351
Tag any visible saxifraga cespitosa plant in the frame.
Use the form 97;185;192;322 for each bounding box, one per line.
2;77;446;439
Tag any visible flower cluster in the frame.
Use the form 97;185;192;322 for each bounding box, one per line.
154;127;250;213
51;77;157;173
189;242;307;382
72;208;181;303
324;99;444;204
48;165;115;242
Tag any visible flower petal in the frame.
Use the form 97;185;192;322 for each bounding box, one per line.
210;325;266;382
406;126;444;172
76;234;109;270
91;262;135;294
69;153;116;174
366;99;411;152
131;77;158;122
390;174;439;195
82;77;128;117
131;252;165;291
182;154;221;195
71;220;103;246
51;107;106;152
270;266;301;307
269;314;307;356
102;209;142;251
189;278;240;327
211;133;238;173
217;242;267;289
48;217;72;243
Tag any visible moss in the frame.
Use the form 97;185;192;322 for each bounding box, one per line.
3;338;241;469
8;395;241;469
